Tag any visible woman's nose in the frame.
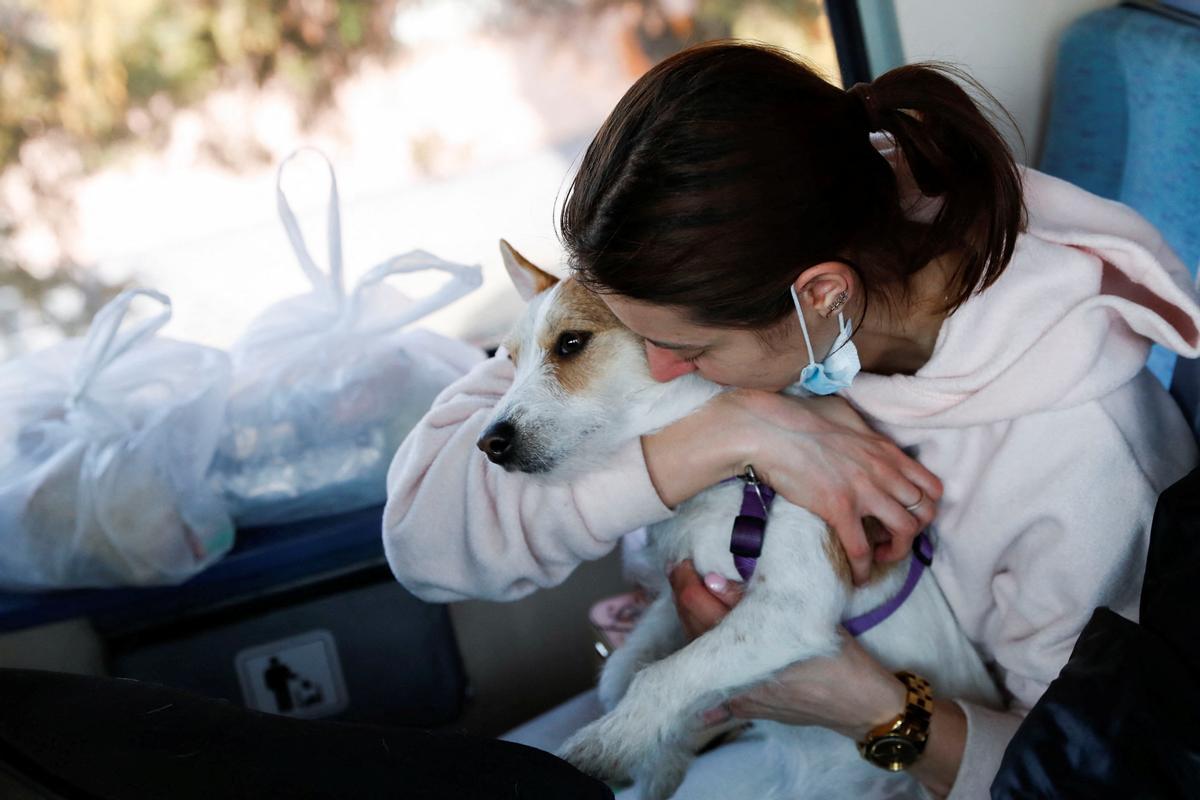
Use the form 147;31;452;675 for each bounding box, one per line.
645;342;699;382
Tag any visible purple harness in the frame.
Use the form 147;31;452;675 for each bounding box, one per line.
726;471;934;638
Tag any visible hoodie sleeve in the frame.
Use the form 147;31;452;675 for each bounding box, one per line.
382;354;674;603
939;373;1198;799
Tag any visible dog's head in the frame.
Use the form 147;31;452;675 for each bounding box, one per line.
477;240;678;477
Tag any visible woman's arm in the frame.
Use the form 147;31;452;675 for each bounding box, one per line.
647;389;942;584
671;564;967;797
385;358;941;601
724;638;968;799
383;356;674;602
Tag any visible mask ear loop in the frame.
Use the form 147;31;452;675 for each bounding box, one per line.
790;285;818;368
820;312;855;361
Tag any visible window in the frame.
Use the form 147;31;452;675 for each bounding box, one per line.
0;1;856;357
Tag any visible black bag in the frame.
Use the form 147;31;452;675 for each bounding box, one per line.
992;466;1200;798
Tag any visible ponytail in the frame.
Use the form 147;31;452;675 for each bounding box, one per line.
850;63;1026;311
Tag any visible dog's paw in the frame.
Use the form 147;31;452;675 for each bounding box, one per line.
558;716;634;783
559;705;695;795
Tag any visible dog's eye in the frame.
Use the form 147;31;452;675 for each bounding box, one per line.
556;331;591;357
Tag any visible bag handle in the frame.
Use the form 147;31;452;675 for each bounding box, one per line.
347;249;482;336
71;289;172;404
277;148;482;333
276;148;344;302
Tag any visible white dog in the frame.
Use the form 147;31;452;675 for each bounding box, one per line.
480;241;1000;800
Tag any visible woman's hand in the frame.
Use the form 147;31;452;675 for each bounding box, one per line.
667;559;745;640
669;562;967;798
729;390;941;581
670;562;903;737
645;390;942;584
722;634;967;798
723;635;907;740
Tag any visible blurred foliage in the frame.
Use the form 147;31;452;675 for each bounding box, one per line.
0;0;399;356
499;0;828;79
501;0;826;38
0;0;825;184
0;220;124;356
0;0;400;171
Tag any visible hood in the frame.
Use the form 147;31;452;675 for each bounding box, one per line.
844;167;1200;428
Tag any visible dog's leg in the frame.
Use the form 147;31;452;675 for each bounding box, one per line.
560;512;847;799
598;593;686;712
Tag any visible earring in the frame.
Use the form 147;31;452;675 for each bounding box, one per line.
825;291;848;317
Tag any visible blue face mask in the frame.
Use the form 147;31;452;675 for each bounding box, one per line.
791;285;861;395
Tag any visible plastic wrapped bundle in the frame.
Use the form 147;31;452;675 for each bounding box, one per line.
211;150;483;526
0;290;234;590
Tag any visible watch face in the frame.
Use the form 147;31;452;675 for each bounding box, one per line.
866;736;920;772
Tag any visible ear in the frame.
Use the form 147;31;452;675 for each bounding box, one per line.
499;239;559;301
793;261;854;318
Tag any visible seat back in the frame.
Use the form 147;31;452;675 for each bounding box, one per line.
1040;3;1200;432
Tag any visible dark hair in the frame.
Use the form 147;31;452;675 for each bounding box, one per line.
560;41;1026;327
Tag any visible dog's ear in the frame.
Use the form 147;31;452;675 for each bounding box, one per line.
500;239;558;301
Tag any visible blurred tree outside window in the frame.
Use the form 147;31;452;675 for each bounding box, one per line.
0;0;838;359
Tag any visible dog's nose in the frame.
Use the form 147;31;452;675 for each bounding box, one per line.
477;421;516;464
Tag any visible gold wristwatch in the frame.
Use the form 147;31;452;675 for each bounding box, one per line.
857;671;934;771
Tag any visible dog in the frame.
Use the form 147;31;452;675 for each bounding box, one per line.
479;240;1001;799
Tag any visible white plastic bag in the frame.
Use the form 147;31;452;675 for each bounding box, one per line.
0;290;235;590
212;150;484;526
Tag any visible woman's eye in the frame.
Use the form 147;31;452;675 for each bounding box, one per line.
556;331;591;356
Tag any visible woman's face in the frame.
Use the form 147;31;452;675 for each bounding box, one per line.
600;293;826;391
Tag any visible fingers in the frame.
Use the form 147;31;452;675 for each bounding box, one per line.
678;580;732;638
668;560;741;639
831;512;872;587
728;696;755;720
888;479;937;530
892;445;944;503
728;686;780;720
869;438;943;509
667;560;698;598
871;482;933;552
668;561;743;608
871;463;937;558
700;702;733;727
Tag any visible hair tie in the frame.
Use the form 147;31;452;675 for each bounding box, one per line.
847;82;881;132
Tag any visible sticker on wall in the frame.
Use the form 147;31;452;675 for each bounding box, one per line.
235;629;349;718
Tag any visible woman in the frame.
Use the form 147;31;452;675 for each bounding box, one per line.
384;43;1200;798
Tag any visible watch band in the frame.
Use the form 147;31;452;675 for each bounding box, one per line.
857;671;934;772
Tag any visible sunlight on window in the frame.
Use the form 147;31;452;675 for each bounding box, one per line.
0;0;839;357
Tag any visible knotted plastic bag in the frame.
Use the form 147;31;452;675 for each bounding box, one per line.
0;290;235;590
211;150;484;526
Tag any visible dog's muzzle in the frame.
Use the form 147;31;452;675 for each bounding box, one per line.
476;419;556;473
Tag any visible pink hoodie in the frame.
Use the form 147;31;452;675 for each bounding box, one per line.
383;168;1200;798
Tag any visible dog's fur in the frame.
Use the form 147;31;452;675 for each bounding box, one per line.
482;242;1001;799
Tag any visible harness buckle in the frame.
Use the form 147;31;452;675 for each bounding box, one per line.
741;465;769;515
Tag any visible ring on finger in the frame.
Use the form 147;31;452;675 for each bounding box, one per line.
903;491;926;513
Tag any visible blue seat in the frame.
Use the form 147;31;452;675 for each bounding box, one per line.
1040;2;1200;413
